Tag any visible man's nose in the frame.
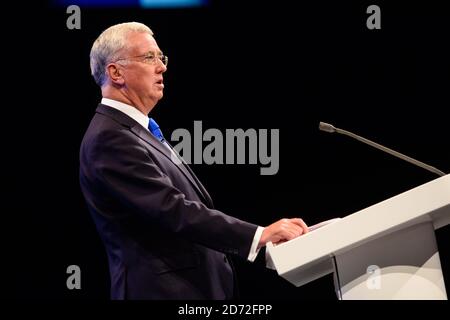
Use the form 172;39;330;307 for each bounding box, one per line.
155;60;167;73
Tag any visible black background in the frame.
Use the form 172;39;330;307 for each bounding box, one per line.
9;0;450;301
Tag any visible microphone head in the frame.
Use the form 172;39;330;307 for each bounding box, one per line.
319;122;336;133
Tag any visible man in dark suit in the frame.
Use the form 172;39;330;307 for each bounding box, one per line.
80;22;309;299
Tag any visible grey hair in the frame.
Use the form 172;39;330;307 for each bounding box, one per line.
90;22;154;86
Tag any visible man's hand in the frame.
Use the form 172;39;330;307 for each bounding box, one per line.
258;218;309;249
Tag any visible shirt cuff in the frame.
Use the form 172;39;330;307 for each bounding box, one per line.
247;226;264;262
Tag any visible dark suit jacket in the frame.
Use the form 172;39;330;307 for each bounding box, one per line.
79;104;258;299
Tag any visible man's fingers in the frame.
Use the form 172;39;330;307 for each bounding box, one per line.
289;224;304;237
290;218;309;233
264;218;309;246
281;229;296;240
279;225;302;241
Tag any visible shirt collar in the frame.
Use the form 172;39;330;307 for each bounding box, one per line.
101;98;150;131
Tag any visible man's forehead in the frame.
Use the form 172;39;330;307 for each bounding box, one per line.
127;33;161;53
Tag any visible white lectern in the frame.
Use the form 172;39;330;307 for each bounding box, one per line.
267;175;450;300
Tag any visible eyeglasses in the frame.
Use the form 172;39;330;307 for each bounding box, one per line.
114;51;168;67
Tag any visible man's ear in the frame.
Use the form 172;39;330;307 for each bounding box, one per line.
106;63;125;85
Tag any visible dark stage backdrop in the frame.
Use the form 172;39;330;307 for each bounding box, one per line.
9;0;449;300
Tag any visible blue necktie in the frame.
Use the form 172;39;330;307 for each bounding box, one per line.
148;118;165;142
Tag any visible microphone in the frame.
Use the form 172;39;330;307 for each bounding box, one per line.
319;122;446;177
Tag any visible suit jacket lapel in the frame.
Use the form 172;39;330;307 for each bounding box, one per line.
131;124;213;203
96;104;213;207
182;164;214;208
165;141;215;208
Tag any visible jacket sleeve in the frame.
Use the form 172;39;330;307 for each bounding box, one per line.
87;128;258;259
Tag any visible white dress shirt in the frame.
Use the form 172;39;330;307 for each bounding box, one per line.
101;98;265;262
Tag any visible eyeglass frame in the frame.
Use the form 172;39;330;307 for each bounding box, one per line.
112;51;168;67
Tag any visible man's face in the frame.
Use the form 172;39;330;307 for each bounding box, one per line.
119;32;167;109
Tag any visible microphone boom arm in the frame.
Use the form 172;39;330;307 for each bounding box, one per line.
319;122;446;177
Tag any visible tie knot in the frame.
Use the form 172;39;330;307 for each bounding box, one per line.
148;118;165;142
